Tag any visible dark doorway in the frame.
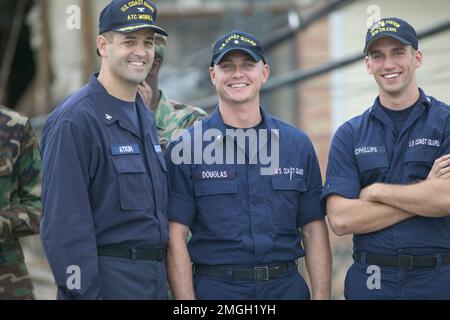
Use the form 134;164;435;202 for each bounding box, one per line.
0;0;35;109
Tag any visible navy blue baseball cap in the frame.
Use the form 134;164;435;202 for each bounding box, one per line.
99;0;167;36
210;30;266;66
364;17;418;54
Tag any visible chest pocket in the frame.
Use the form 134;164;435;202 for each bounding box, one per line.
271;176;306;234
403;149;436;182
193;180;240;239
356;154;389;187
0;158;13;205
112;156;152;211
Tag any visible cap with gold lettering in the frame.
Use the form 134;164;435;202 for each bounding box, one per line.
364;17;417;54
210;30;266;67
99;0;167;36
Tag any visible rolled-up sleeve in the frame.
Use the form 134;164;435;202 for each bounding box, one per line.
164;139;197;227
322;123;361;201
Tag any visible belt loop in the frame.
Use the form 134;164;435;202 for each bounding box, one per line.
361;252;367;264
130;247;137;260
363;252;369;264
287;261;295;274
354;251;367;264
226;266;233;280
435;253;442;267
157;247;165;261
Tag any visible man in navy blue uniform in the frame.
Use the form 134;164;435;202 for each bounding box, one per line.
165;30;331;300
40;0;169;299
324;17;450;299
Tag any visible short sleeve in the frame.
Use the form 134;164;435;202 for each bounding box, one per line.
164;137;197;227
437;111;450;156
297;138;326;227
322;122;361;200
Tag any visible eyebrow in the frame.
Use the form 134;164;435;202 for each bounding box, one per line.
369;46;407;55
123;35;154;40
220;57;255;63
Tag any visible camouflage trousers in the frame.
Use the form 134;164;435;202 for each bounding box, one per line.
0;241;35;300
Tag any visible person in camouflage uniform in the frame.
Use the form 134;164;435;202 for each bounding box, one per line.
138;33;207;151
0;105;41;300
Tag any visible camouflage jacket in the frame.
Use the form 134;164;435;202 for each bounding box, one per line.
0;106;41;244
0;106;41;299
154;90;207;150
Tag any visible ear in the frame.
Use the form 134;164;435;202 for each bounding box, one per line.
414;49;423;69
97;35;109;57
151;57;162;74
365;55;374;75
209;66;216;86
147;57;161;79
261;63;270;83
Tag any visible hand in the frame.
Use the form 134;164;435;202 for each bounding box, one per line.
427;154;450;180
137;81;153;109
359;183;379;202
312;293;331;300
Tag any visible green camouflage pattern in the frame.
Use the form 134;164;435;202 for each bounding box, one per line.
154;34;167;60
0;105;41;300
154;91;207;150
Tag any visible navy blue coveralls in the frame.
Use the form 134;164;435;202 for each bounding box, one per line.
40;74;168;299
165;107;325;300
323;89;450;299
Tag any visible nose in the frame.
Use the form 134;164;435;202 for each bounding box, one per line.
232;66;244;78
133;42;149;58
383;55;396;70
133;46;146;58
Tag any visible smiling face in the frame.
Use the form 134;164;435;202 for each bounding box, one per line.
209;50;269;108
365;37;423;101
99;29;155;86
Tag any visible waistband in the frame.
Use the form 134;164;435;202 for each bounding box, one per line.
97;245;166;261
353;251;450;269
193;261;296;281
